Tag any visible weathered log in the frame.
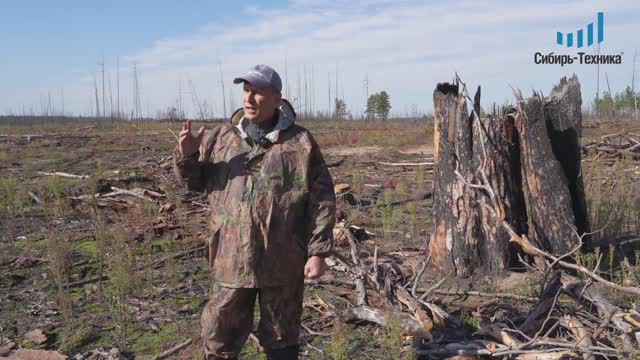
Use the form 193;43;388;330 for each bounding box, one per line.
561;278;636;352
394;285;434;332
519;271;562;336
476;323;522;347
152;338;192;360
345;227;368;306
558;316;595;360
508;233;640;297
340;305;432;338
514;352;578;360
377;161;433;167
38;171;89;179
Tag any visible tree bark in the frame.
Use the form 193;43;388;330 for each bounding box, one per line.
429;82;480;277
472;106;527;273
429;76;588;276
429;83;527;276
514;76;589;255
544;75;591;246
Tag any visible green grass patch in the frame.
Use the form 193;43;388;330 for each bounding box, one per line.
324;323;374;360
61;324;99;354
512;276;539;298
130;321;191;356
240;340;267;360
75;239;98;256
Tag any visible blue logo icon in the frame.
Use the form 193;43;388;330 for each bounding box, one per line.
556;12;603;48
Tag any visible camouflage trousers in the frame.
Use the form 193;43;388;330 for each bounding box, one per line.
201;282;304;359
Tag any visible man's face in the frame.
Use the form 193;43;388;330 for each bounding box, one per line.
242;82;281;122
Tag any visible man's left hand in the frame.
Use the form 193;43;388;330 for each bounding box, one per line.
304;256;327;279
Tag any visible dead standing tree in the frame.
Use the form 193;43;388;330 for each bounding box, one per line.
514;77;590;256
428;75;590;276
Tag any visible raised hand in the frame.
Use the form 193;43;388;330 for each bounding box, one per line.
178;120;205;158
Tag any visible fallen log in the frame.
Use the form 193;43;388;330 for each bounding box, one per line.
422;289;536;302
377;161;433;167
27;189;42;205
345;228;368;306
152;338;192;360
359;191;431;210
38;171;90;179
519;271;562;336
340;305;432;338
394;286;434;333
109;186;165;201
561;278;636;352
508;233;640;297
558;316;595;360
475;323;521;347
72;186;165;203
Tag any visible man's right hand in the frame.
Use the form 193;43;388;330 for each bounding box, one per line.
178;120;205;158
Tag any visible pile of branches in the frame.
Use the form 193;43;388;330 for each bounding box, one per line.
319;136;640;359
582;129;640;161
312;224;640;359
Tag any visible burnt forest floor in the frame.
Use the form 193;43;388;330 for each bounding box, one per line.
1;118;639;359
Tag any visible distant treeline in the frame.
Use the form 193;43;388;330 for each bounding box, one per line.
0;114;434;127
0;115;109;126
592;86;639;119
0;115;208;126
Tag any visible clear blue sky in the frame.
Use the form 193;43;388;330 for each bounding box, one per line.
1;0;639;117
1;0;285;88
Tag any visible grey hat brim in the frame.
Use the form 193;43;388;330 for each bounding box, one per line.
233;75;271;89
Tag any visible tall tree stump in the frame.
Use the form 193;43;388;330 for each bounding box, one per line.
429;84;526;276
472;111;527;274
428;83;478;277
429;76;589;277
514;75;590;255
544;76;590;246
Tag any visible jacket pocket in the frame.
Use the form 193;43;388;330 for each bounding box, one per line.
206;221;223;267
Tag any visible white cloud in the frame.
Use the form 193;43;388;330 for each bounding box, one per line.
2;0;639;117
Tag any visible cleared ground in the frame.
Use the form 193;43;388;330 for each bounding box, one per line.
0;118;638;359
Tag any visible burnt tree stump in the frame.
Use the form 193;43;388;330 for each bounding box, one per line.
472;111;527;274
428;83;479;277
429;83;526;276
544;76;591;247
428;76;589;277
514;75;590;255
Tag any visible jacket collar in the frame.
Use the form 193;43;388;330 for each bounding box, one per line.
235;107;294;143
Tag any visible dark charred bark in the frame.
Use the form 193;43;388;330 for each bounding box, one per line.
544;75;591;248
515;77;588;255
472;111;527;274
429;84;526;276
429;82;479;277
429;76;588;276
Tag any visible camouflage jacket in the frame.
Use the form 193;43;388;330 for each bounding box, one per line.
173;107;336;288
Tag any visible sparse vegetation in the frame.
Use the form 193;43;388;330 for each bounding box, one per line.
46;227;73;325
106;227;137;350
0;116;638;358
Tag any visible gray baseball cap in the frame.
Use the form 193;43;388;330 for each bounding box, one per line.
233;64;282;93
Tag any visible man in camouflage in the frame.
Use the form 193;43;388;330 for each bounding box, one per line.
173;64;336;360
